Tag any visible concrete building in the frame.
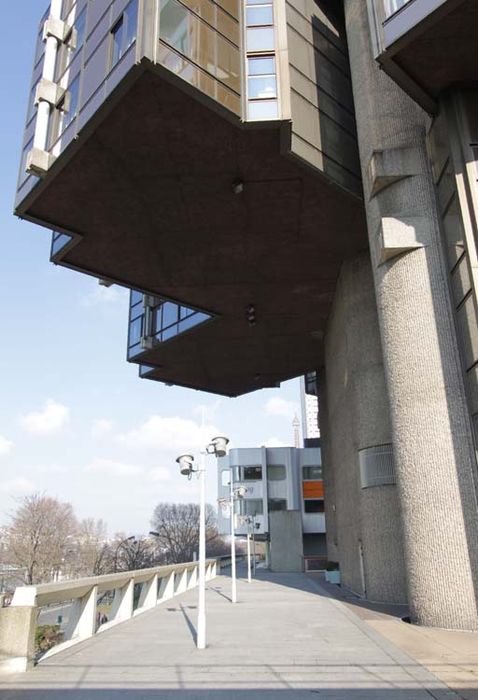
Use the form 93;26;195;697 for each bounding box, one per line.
217;446;325;572
14;0;478;629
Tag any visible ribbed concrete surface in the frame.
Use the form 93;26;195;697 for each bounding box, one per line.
344;0;478;630
0;572;460;699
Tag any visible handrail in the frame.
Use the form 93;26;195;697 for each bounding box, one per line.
2;558;221;673
11;559;214;607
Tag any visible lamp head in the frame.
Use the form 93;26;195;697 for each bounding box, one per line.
176;454;195;476
209;436;229;458
236;485;247;499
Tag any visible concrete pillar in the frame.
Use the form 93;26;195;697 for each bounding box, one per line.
64;585;97;641
110;579;134;622
158;571;175;602
344;0;478;629
323;253;407;604
0;606;37;672
137;574;158;611
174;569;188;595
187;567;198;589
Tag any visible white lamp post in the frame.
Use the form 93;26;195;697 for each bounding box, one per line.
177;435;229;650
220;481;247;603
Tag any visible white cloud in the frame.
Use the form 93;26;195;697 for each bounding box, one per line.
33;464;68;474
80;284;126;308
84;457;143;477
19;399;70;436
117;415;221;453
91;419;114;438
262;437;289;448
264;397;299;420
0;477;35;494
148;467;172;482
193;400;223;423
0;436;14;456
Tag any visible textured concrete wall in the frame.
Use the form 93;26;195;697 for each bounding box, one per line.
269;510;304;572
0;606;36;670
317;371;338;564
322;253;407;603
344;0;478;629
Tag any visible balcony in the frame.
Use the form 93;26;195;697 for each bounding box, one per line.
374;0;477;112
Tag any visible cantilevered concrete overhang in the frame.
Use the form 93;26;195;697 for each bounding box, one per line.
16;64;367;397
377;0;478;113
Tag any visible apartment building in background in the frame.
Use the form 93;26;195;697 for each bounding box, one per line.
15;0;478;630
217;446;325;572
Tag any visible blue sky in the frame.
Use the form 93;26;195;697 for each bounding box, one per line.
0;2;302;534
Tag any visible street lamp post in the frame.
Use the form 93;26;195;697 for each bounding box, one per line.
177;435;229;650
220;480;247;603
229;470;237;604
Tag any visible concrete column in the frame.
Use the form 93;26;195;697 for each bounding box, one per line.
64;585;97;641
174;569;188;595
158;571;175;602
137;574;158;611
187;567;198;589
0;606;37;672
323;253;407;603
344;0;478;628
110;579;134;622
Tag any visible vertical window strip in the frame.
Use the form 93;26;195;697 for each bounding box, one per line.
244;0;278;121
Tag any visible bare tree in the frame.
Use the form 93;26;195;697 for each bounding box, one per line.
66;518;110;577
111;534;155;572
6;493;77;584
150;503;222;564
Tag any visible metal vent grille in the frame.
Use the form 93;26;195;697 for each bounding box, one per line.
359;444;395;489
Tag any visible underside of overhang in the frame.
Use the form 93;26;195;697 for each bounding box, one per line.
379;0;478;112
18;68;368;397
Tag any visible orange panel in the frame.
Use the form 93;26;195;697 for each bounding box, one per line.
303;481;324;498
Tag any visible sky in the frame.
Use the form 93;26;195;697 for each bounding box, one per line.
0;2;302;535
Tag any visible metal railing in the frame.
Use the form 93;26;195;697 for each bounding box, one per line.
3;559;219;673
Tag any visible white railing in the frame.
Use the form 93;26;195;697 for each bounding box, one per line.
3;559;218;673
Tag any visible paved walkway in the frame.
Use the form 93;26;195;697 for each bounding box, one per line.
0;570;475;699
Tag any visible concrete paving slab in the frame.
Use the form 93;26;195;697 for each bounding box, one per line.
0;570;471;699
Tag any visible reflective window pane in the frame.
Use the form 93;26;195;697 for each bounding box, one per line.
246;27;274;52
131;290;143;306
248;75;276;99
63;75;80;129
268;498;287;511
162;301;179;328
303;465;322;480
246;6;273;26
304;500;325;513
112;18;124;66
248;99;278;120
129;316;143;346
124;0;138;52
243;465;262;480
240;499;263;516
51;232;73;256
248;56;275;75
267;464;286;481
